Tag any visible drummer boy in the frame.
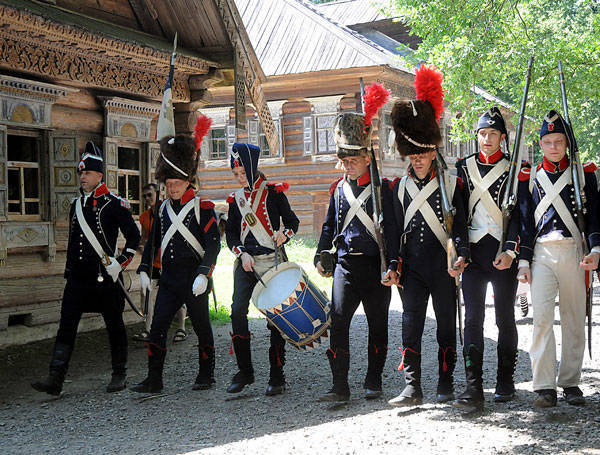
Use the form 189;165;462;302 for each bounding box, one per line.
225;143;299;396
315;108;398;402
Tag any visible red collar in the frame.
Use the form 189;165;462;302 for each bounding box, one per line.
245;175;265;194
93;183;109;197
542;155;569;173
356;170;371;186
478;149;503;164
180;187;195;204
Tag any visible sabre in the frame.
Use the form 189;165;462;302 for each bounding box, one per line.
101;254;145;318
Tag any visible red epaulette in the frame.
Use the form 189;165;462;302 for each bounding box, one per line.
268;182;290;193
226;192;235;204
518;166;531;182
583;161;597;173
329;177;343;195
456;176;463;191
199;199;215;210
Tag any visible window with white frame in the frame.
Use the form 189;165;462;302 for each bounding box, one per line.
248;116;282;157
209;127;227;160
315;114;336;155
7;130;42;220
117;146;141;216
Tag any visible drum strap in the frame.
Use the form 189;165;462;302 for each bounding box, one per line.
339;181;376;240
160;199;205;262
235;182;275;249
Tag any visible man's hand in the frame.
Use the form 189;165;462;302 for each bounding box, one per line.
316;261;333;278
448;256;466;278
580;251;600;271
493;252;514;270
192;274;208;296
105;257;122;282
241;252;255;272
382;269;398;286
275;231;287;247
517;266;532;284
140;271;153;296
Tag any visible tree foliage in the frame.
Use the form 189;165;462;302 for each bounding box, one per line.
376;0;600;160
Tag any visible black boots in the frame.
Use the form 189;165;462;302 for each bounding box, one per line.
106;344;128;393
436;346;456;403
494;346;517;402
32;342;72;396
364;344;387;399
453;344;484;412
193;345;216;390
319;348;350;402
227;333;254;393
266;344;286;396
388;348;423;407
131;343;166;393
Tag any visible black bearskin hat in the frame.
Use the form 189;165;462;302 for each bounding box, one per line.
333;113;371;158
155;135;198;183
391;65;445;156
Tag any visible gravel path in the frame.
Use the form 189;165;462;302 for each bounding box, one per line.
2;286;600;455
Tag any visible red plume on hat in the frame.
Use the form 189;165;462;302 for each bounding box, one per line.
414;65;445;121
363;82;391;128
194;113;212;151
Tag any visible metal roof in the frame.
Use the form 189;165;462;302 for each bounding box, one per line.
235;0;409;76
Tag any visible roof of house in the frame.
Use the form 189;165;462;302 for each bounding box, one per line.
314;0;389;26
235;0;410;76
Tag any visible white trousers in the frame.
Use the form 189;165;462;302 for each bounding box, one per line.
530;239;587;391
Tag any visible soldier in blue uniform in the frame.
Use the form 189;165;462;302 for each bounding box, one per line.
517;110;600;407
453;107;522;412
32;142;140;396
225;142;299;396
315;110;398;402
132;132;221;394
386;66;469;407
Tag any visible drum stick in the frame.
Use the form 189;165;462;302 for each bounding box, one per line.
252;267;267;287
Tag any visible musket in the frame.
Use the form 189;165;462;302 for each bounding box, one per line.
558;61;593;358
101;254;144;318
436;151;463;345
359;78;389;282
498;56;533;256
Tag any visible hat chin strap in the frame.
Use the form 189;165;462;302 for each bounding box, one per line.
160;152;189;178
396;129;437;149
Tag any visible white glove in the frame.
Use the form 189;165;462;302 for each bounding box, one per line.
105;257;122;282
140;271;153;296
192;274;208;296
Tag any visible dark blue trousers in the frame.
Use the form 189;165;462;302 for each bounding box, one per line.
330;255;391;353
150;269;213;349
57;278;127;351
398;260;456;352
231;262;285;346
462;235;518;354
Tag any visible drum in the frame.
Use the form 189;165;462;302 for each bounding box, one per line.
251;262;331;350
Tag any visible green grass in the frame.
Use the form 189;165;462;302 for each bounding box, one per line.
209;235;332;323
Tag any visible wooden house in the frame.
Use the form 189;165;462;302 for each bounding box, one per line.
0;0;265;346
198;0;529;236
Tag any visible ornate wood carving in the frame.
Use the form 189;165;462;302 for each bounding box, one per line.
0;5;206;101
100;97;160;141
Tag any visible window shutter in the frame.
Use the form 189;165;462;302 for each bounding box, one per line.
274;118;283;156
0;125;6;222
47;131;80;222
302;115;313;155
226;123;236;152
103;138;119;193
248;118;259;145
200;132;210;160
147;142;160;183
